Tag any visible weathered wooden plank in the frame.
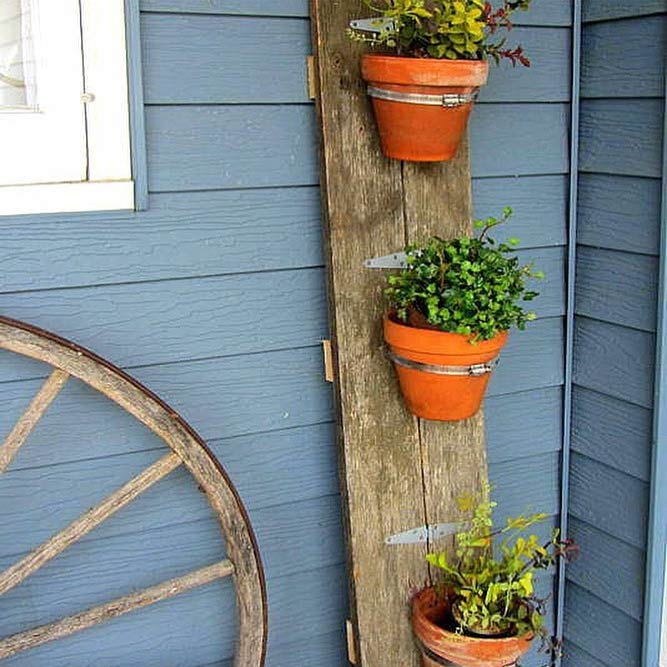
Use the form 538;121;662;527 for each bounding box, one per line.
145;103;569;192
578;174;661;255
582;16;666;98
575;246;658;331
0;560;234;659
0;453;182;597
569;452;649;549
0;369;69;473
0;188;324;293
572;386;652;482
573;317;655;408
583;0;667;22
579;99;664;178
567;518;645;620
141;14;311;104
141;16;569;104
564;583;642;667
0;268;328;370
140;0;574;25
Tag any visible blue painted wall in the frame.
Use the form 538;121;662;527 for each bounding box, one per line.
564;4;667;666
0;1;572;665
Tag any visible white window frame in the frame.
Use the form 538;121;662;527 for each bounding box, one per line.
0;0;134;216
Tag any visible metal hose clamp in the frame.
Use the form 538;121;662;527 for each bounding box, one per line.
387;350;499;377
367;86;479;108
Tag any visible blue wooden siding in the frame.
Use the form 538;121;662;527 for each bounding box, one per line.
564;8;667;667
0;3;572;667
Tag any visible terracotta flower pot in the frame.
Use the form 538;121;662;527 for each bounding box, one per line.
412;588;533;667
384;313;507;421
361;54;489;162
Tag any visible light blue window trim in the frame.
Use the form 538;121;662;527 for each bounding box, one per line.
125;0;149;211
643;65;667;667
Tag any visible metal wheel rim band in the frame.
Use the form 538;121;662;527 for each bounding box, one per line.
387;350;499;376
367;86;479;108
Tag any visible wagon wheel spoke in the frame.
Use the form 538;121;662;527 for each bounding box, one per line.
0;316;267;667
0;452;182;597
0;560;234;660
0;368;69;473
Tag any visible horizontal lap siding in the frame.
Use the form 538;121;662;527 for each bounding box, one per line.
0;6;571;667
565;9;666;667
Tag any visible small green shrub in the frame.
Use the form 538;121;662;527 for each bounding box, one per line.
426;486;578;652
348;0;532;65
385;208;542;341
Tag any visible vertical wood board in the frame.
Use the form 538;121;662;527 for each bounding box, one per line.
310;3;488;666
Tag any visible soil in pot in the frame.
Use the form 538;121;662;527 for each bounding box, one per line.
384;312;507;422
361;55;489;162
412;588;533;667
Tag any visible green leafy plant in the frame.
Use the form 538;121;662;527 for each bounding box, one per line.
348;0;532;65
426;487;578;654
385;208;542;341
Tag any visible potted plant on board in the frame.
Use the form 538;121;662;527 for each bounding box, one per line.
348;0;532;161
413;488;578;667
383;207;541;421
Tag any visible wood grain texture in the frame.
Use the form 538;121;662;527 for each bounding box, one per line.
309;3;493;664
583;0;667;22
0;369;69;473
564;583;642;667
577;174;661;255
139;0;573;26
0;188;324;293
575;246;658;331
0;560;234;659
573;317;655;408
579;99;664;178
568;452;649;549
582;16;666;98
566;518;645;621
571;386;652;482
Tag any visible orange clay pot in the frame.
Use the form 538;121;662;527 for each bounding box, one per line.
361;55;489;162
412;588;533;667
384;313;507;421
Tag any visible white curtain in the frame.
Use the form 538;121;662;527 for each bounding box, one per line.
0;0;38;108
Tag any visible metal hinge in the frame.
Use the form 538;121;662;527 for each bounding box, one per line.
363;252;408;269
386;522;461;545
349;17;395;36
306;55;318;100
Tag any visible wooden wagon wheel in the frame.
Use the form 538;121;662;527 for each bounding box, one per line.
0;316;267;666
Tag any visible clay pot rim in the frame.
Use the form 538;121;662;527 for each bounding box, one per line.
361;53;490;87
384;311;509;356
412;587;534;647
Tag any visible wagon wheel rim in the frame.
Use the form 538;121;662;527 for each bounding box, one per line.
0;315;268;666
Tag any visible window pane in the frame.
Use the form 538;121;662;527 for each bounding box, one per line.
0;0;37;109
